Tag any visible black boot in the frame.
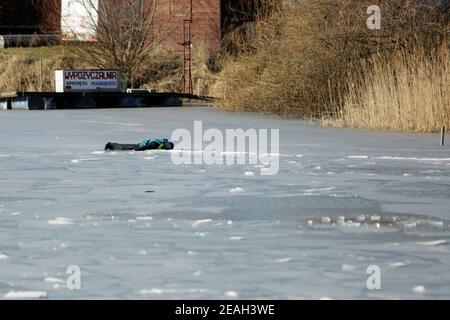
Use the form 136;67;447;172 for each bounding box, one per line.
105;142;114;151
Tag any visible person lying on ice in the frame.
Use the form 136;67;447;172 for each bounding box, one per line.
105;138;175;151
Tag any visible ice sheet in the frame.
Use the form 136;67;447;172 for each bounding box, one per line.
0;107;449;299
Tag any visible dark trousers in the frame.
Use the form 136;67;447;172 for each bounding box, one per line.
105;143;140;151
105;142;160;151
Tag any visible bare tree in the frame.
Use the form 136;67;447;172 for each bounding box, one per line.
66;0;160;87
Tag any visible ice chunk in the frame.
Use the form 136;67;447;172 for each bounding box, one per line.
425;221;445;228
337;216;346;226
0;253;8;260
321;217;332;224
244;171;255;177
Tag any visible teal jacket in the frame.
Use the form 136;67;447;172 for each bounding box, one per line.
139;138;168;150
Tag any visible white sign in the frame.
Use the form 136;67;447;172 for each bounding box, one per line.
61;0;99;41
55;70;123;92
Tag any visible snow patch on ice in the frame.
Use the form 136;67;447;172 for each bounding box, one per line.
136;216;153;221
140;288;218;296
416;240;447;247
245;171;255;177
71;158;101;164
48;217;75;226
225;291;239;298
304;187;336;193
348;156;370;159
192;219;213;228
4;291;48;299
44;277;65;284
388;262;409;268
230;187;245;193
425;221;445;228
276;258;293;263
139;288;164;295
413;286;426;294
195;232;208;237
341;264;356;272
0;253;9;260
377;156;450;162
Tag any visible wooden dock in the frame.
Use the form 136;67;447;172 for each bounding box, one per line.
0;91;216;110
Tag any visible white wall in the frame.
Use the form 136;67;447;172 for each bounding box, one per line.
61;0;99;41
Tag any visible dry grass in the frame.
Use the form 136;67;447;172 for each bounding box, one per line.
214;0;449;130
0;46;83;92
332;45;450;133
0;44;217;93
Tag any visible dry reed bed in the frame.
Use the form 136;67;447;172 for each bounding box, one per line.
214;0;449;132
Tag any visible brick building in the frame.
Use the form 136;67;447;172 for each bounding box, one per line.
0;0;265;51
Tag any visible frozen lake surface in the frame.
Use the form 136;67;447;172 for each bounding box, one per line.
0;107;449;299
